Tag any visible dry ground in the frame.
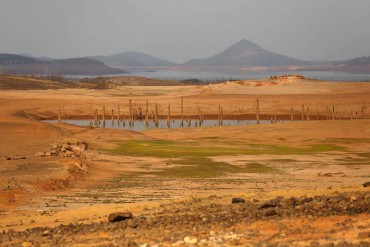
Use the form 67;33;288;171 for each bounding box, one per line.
0;76;369;246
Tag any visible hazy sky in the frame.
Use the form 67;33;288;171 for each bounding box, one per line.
1;0;370;63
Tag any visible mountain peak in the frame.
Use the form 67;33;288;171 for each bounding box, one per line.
182;39;310;67
227;39;265;53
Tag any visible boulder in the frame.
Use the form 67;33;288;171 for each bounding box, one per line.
232;198;245;204
108;212;133;223
363;182;370;188
34;152;45;157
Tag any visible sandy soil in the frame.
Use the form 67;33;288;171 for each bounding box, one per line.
0;76;369;246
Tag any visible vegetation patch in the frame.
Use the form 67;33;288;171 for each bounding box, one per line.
103;140;343;178
108;140;343;158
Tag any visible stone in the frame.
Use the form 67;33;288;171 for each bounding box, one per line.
44;152;52;157
263;208;277;217
258;202;277;209
363;182;370;188
285;197;297;206
21;242;33;247
63;151;75;157
12;155;26;160
184;236;198;244
108;212;133;222
41;230;50;236
232;198;245;204
34;152;45;157
78;141;88;150
126;219;138;228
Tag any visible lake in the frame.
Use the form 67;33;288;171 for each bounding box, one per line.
45;119;273;131
70;70;370;82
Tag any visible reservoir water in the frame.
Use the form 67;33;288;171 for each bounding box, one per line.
69;70;370;82
45;119;273;131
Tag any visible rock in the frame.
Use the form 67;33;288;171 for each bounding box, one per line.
358;231;370;239
78;141;88;150
285;197;297;206
63;151;75;157
21;242;33;247
126;219;138;228
300;197;313;204
34;152;45;157
44;152;52;157
41;230;50;236
363;182;370;187
184;236;198;244
258;202;277;209
232;198;245;204
108;212;133;223
263;208;277;217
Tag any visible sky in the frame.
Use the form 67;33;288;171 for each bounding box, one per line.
1;0;370;63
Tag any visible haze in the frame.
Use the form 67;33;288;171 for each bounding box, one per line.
1;0;370;63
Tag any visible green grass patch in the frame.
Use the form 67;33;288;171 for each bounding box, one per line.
105;140;342;179
109;140;343;158
335;152;370;166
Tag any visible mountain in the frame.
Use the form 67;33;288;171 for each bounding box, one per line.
0;54;126;75
182;39;311;68
329;56;370;73
89;51;177;67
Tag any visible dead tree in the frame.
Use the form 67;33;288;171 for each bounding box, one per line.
102;105;106;128
181;97;184;127
256;99;260;124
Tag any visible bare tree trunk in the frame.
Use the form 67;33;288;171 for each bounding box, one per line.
256;99;260;124
218;105;221;126
102;105;106;128
117;105;120;126
221;107;224;126
58;107;61;123
95;109;99;127
111;109;114;126
332;106;335;120
145;100;149;128
167;104;171;128
326;106;329;120
290;107;294;122
197;105;202;127
302;104;305;121
181;97;184;127
306;107;310;121
155;104;159;128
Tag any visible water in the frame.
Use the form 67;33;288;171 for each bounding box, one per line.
45;119;272;131
69;70;370;82
126;70;370;82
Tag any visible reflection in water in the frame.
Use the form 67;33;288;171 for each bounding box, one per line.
45;119;273;131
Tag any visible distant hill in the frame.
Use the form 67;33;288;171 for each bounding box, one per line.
332;56;370;73
341;56;370;66
182;39;311;68
89;51;177;67
0;54;126;75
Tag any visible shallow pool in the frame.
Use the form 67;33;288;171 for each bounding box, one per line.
45;119;273;131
